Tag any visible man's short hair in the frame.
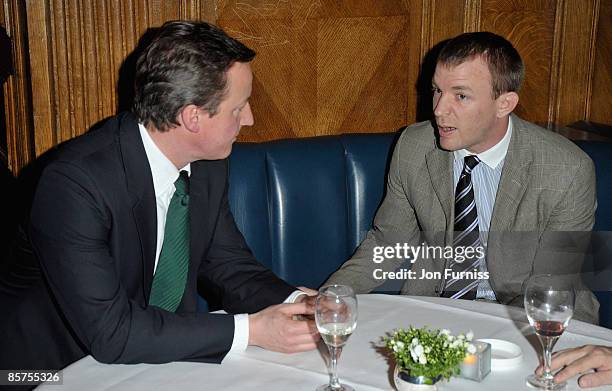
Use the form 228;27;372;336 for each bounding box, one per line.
133;20;255;131
437;31;524;98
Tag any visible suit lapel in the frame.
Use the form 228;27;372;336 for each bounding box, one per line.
425;146;454;242
188;161;211;272
490;115;532;232
118;113;158;302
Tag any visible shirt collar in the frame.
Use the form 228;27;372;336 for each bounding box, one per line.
138;123;191;197
454;116;513;169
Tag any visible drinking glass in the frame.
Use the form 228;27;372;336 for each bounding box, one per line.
524;274;575;390
315;284;358;391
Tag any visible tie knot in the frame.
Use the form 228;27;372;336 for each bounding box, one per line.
463;155;481;173
174;170;189;196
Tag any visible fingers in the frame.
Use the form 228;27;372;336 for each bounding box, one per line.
280;301;314;316
554;346;612;385
578;371;612;389
248;303;320;353
535;345;612;388
297;286;318;296
271;318;320;353
551;346;592;372
536;346;591;376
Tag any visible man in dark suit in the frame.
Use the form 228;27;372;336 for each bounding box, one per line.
0;20;318;378
326;32;599;323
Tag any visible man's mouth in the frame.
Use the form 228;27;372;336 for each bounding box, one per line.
437;125;456;136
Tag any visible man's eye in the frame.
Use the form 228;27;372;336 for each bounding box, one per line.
432;87;441;94
457;94;467;100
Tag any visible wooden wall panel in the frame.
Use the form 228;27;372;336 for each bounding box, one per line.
552;0;599;126
2;0;34;173
214;0;416;141
23;0;195;157
479;0;557;125
1;0;610;173
423;0;465;54
588;0;610;125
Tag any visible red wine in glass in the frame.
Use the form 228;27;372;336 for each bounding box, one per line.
524;274;575;390
534;320;565;338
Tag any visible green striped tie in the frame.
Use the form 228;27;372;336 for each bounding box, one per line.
149;170;190;312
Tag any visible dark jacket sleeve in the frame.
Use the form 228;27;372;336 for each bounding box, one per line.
196;160;296;314
29;161;235;365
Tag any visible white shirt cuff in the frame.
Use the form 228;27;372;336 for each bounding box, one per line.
223;314;249;362
285;290;307;303
223;290;306;362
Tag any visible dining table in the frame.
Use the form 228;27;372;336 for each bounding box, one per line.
37;294;612;390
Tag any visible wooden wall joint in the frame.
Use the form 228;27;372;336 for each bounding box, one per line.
547;0;565;127
2;0;34;174
463;0;481;32
584;0;601;120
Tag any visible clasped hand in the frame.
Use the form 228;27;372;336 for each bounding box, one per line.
248;288;319;353
536;345;612;388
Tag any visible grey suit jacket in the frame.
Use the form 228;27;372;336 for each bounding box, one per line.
326;114;599;324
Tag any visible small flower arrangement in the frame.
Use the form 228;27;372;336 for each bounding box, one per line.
385;326;476;381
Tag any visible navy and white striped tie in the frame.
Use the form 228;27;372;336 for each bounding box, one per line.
443;155;481;300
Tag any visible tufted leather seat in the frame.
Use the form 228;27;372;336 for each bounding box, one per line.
199;133;612;328
227;133;397;289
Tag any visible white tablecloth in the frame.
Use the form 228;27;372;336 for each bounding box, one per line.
39;295;612;390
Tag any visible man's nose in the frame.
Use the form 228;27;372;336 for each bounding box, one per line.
241;102;254;126
433;93;449;117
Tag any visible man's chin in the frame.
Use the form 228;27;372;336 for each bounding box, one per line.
438;139;460;152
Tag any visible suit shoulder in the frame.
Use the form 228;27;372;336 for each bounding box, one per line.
396;120;437;153
52;116;121;165
514;116;593;167
191;158;229;187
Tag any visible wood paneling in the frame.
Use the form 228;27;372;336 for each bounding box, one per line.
1;0;610;173
24;0;188;156
2;0;34;173
589;0;611;125
480;0;557;125
214;0;416;141
552;0;599;126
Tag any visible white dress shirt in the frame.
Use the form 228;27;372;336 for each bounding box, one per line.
453;117;513;301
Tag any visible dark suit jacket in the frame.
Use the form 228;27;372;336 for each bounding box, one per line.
327;115;599;323
0;112;295;372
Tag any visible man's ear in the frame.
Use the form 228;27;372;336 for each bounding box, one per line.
178;104;202;133
496;91;519;118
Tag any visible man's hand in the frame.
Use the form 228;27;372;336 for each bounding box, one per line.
536;345;612;388
297;286;318;296
248;302;319;353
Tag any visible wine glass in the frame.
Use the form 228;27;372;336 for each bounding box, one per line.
315;284;358;391
524;274;575;390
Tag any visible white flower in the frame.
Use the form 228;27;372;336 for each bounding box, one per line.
410;350;418;362
396;341;405;350
419;354;428;365
440;329;451;336
414;344;424;356
411;338;419;346
466;331;474;341
467;344;477;354
458;334;465;340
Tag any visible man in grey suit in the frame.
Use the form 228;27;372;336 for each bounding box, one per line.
325;32;599;324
